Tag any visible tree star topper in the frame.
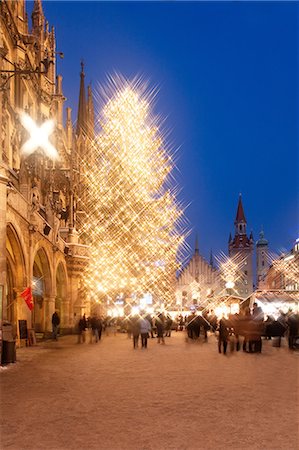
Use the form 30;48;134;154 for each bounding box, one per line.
20;112;59;159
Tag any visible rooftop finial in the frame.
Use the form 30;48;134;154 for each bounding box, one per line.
77;61;87;136
209;249;214;268
195;233;199;254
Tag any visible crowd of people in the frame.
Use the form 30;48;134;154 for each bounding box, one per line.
52;306;299;354
185;304;299;355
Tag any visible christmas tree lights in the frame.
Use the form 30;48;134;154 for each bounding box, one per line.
78;76;186;310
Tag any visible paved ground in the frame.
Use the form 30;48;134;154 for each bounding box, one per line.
0;332;298;450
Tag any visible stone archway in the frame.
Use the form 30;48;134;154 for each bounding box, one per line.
32;247;52;333
6;224;26;327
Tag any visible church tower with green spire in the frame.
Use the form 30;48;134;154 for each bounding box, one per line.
256;228;269;288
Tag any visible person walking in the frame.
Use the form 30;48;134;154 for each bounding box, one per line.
165;315;173;337
96;316;103;341
287;312;299;350
217;317;229;355
156;313;165;344
146;314;155;338
131;315;140;349
52;311;60;340
90;315;99;343
77;314;87;344
140;316;151;349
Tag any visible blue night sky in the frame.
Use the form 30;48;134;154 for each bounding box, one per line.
30;1;298;261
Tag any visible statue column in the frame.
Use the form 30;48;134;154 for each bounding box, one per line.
60;298;70;332
44;296;56;334
0;167;8;322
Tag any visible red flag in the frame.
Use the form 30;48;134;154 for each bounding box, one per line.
21;287;34;311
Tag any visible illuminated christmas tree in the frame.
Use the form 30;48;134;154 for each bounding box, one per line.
79;76;185;309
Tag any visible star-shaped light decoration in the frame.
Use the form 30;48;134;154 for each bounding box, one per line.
20;112;59;159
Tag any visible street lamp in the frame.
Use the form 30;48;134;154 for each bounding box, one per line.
0;51;64;91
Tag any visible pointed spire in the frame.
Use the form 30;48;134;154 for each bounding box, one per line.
209;249;214;268
249;230;254;241
195;233;199;254
228;232;232;243
235;193;246;223
32;0;44;35
76;61;87;136
32;0;43;15
87;84;95;138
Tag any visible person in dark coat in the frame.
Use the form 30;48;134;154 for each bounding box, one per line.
77;314;87;344
265;315;274;340
96;316;103;341
270;314;287;347
165;315;173;337
156;313;165;344
52;311;60;340
131;315;140;349
218;317;229;354
201;313;210;342
287;313;299;349
90;315;102;343
240;307;252;352
248;317;264;353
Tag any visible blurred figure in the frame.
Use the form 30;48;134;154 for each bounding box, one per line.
231;313;241;351
77;314;87;344
209;311;218;333
287;312;299;350
140;316;151;348
110;318;117;336
218;317;229;354
156;313;165;344
201;312;210;342
131;315;140;349
264;315;274;340
126;316;132;339
240;307;252;352
186;312;197;339
96;316;103;341
90;315;99;343
270;316;287;348
146;314;155;338
178;315;184;331
248;317;264;353
226;314;236;352
165;315;173;337
51;311;60;341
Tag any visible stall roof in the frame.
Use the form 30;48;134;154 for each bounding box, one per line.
252;290;299;303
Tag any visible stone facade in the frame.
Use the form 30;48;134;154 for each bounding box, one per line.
176;237;222;310
260;238;299;292
0;0;90;338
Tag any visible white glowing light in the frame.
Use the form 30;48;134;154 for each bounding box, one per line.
225;280;235;290
230;303;239;315
131;306;140;315
214;305;230;319
20;112;58;159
